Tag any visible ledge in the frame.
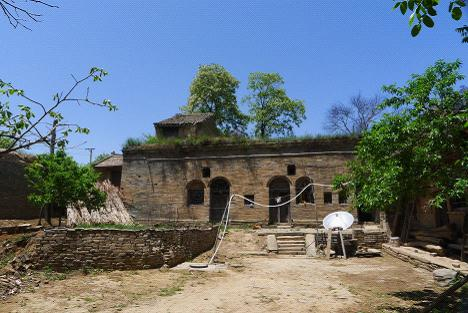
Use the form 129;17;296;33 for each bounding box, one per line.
382;244;468;275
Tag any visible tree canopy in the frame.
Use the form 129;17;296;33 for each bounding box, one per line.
182;64;248;135
243;72;306;138
391;0;466;42
25;151;106;213
334;60;468;213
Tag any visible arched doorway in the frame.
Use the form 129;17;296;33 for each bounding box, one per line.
209;177;230;223
268;177;291;224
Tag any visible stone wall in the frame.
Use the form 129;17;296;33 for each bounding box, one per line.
352;229;388;248
312;229;388;248
121;138;358;225
0;152;38;219
18;227;217;271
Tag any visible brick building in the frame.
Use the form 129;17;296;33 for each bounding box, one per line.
121;114;359;225
94;153;123;187
0;151;38;219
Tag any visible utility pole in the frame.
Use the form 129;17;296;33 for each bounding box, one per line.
85;147;95;165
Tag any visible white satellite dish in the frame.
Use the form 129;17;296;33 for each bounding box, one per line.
323;211;354;230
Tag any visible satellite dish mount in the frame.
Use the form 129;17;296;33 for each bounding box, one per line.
322;211;354;260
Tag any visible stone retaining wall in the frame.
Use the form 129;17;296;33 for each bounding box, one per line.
352;229;388;248
382;244;441;272
17;227;218;271
300;229;387;248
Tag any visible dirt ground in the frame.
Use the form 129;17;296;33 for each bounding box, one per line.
1;228;464;313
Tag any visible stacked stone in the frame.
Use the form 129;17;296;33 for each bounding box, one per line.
0;273;22;300
352;229;388;248
18;227;217;272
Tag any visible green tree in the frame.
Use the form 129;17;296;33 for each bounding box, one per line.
243;72;306;138
0;67;116;155
182;64;248;135
25;151;106;225
391;0;466;42
334;60;467;216
0;137;13;149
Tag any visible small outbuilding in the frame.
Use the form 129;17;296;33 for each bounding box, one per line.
94;153;123;187
154;113;219;138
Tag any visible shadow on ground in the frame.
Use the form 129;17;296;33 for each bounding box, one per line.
379;287;468;313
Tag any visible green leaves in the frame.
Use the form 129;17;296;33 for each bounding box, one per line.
183;64;247;135
339;60;468;213
400;1;408;14
411;24;422;36
25;152;106;211
452;7;462;20
422;15;434;27
0;67;116;154
243;72;306;138
391;0;465;40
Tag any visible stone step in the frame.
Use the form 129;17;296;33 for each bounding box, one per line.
278;250;305;255
277;240;305;245
276;235;305;240
278;242;305;247
278;247;305;252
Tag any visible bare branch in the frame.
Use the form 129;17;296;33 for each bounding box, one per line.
325;93;383;136
0;0;57;30
0;69;114;155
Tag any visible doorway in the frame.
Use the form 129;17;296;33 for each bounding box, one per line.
209;177;230;223
269;177;291;224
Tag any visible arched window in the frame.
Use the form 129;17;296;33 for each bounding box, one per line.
187;180;205;206
296;177;314;204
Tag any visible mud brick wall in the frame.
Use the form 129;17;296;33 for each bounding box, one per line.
121;138;358;225
0;152;38;219
19;227;217;271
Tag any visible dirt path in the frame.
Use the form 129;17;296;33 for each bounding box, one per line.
1;229;450;313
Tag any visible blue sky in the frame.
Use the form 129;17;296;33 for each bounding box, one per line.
1;1;466;163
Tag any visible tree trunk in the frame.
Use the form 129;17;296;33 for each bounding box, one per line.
37;205;44;226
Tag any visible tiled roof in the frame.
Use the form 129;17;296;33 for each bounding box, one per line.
155;113;214;127
94;154;123;168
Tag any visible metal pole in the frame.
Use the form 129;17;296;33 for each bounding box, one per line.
339;230;347;259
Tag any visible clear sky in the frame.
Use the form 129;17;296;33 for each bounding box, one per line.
1;1;466;163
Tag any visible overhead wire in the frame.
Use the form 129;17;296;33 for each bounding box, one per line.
208;182;334;265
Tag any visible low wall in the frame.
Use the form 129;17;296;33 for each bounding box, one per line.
382;244;468;275
17;227;218;271
352;229;388;248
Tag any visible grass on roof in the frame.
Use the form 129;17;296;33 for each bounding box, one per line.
75;223;147;231
122;133;355;150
